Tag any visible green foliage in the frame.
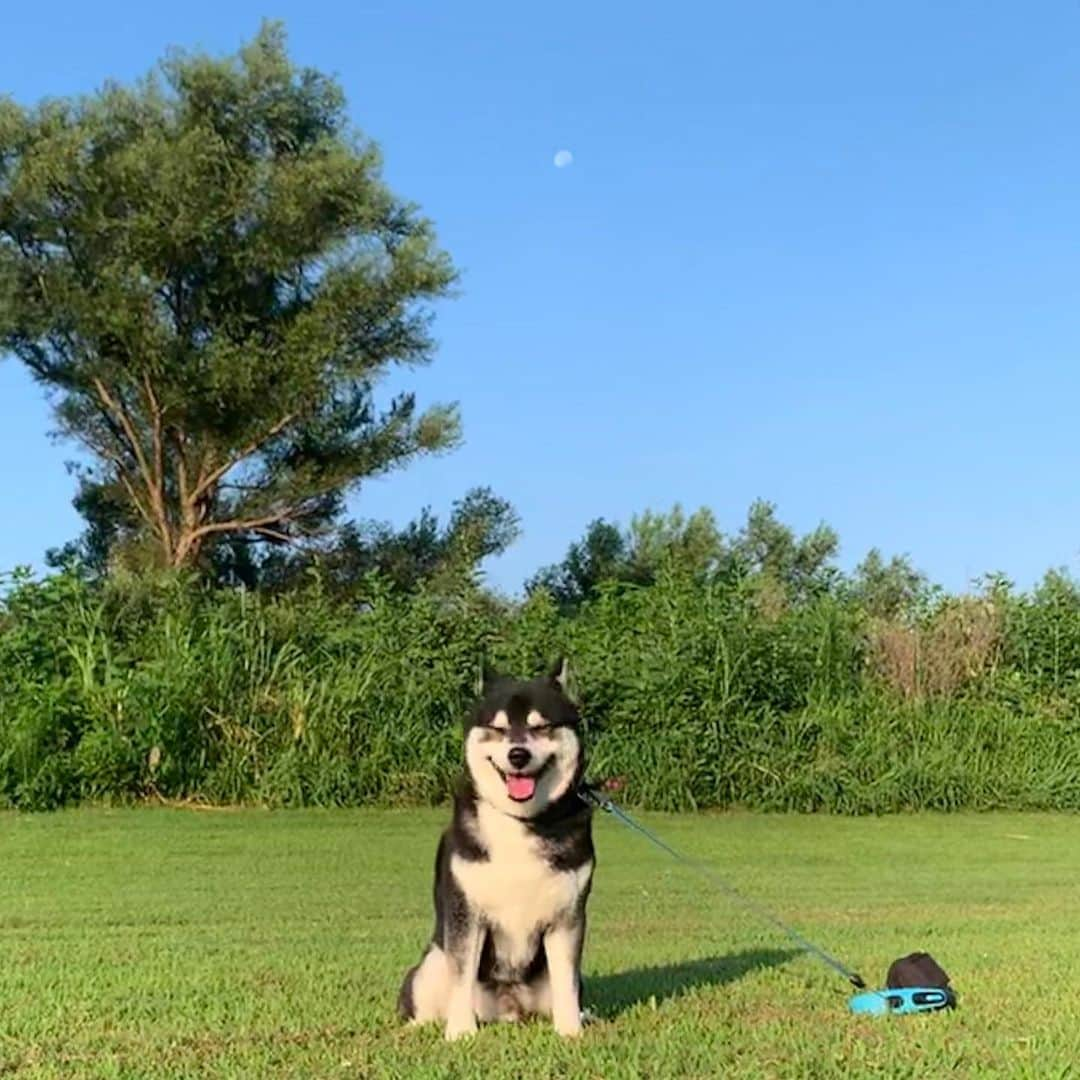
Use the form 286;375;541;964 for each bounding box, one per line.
528;504;725;609
726;499;840;601
529;502;839;612
4;557;1080;813
232;485;521;595
0;22;458;571
527;518;635;609
1001;569;1080;694
848;547;933;619
626;505;725;581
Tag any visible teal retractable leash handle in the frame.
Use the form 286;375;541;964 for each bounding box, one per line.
578;781;956;1017
848;987;954;1016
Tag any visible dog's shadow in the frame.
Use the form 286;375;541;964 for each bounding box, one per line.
585;947;797;1018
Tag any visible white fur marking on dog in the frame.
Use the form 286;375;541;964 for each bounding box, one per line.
544;922;585;1036
408;946;450;1024
444;919;484;1041
451;802;591;967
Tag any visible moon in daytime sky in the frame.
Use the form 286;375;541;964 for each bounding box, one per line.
553;149;573;168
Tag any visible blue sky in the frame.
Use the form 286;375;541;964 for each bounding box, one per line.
4;1;1080;593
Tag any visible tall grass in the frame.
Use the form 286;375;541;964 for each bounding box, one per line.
2;564;1079;812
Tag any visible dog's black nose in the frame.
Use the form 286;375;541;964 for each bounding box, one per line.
507;747;531;770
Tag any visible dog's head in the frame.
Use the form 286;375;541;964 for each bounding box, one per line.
464;659;584;819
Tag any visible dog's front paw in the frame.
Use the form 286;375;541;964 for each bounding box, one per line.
444;1015;478;1042
553;1013;583;1038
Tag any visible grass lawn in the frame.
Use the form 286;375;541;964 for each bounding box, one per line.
0;807;1076;1078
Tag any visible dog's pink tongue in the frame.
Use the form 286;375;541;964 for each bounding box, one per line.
506;774;536;801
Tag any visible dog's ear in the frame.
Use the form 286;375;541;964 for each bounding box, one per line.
548;657;571;694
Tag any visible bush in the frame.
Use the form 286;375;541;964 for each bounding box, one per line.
2;563;1080;812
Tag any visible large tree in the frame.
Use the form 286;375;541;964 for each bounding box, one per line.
0;24;459;571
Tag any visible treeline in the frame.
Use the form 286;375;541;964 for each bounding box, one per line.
3;500;1079;812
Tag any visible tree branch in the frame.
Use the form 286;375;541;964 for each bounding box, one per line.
249;526;297;545
114;471;154;534
141;372;165;508
189;509;297;543
91;376;170;554
91;446;155;534
189;412;298;505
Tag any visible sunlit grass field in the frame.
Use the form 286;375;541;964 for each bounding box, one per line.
1;808;1076;1077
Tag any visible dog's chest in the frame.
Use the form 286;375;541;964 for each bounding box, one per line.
452;806;591;939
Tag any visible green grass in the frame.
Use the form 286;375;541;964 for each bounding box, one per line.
1;808;1077;1078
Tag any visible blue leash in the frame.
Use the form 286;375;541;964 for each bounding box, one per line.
578;783;867;991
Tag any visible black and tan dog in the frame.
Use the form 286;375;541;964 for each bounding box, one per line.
398;660;594;1040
